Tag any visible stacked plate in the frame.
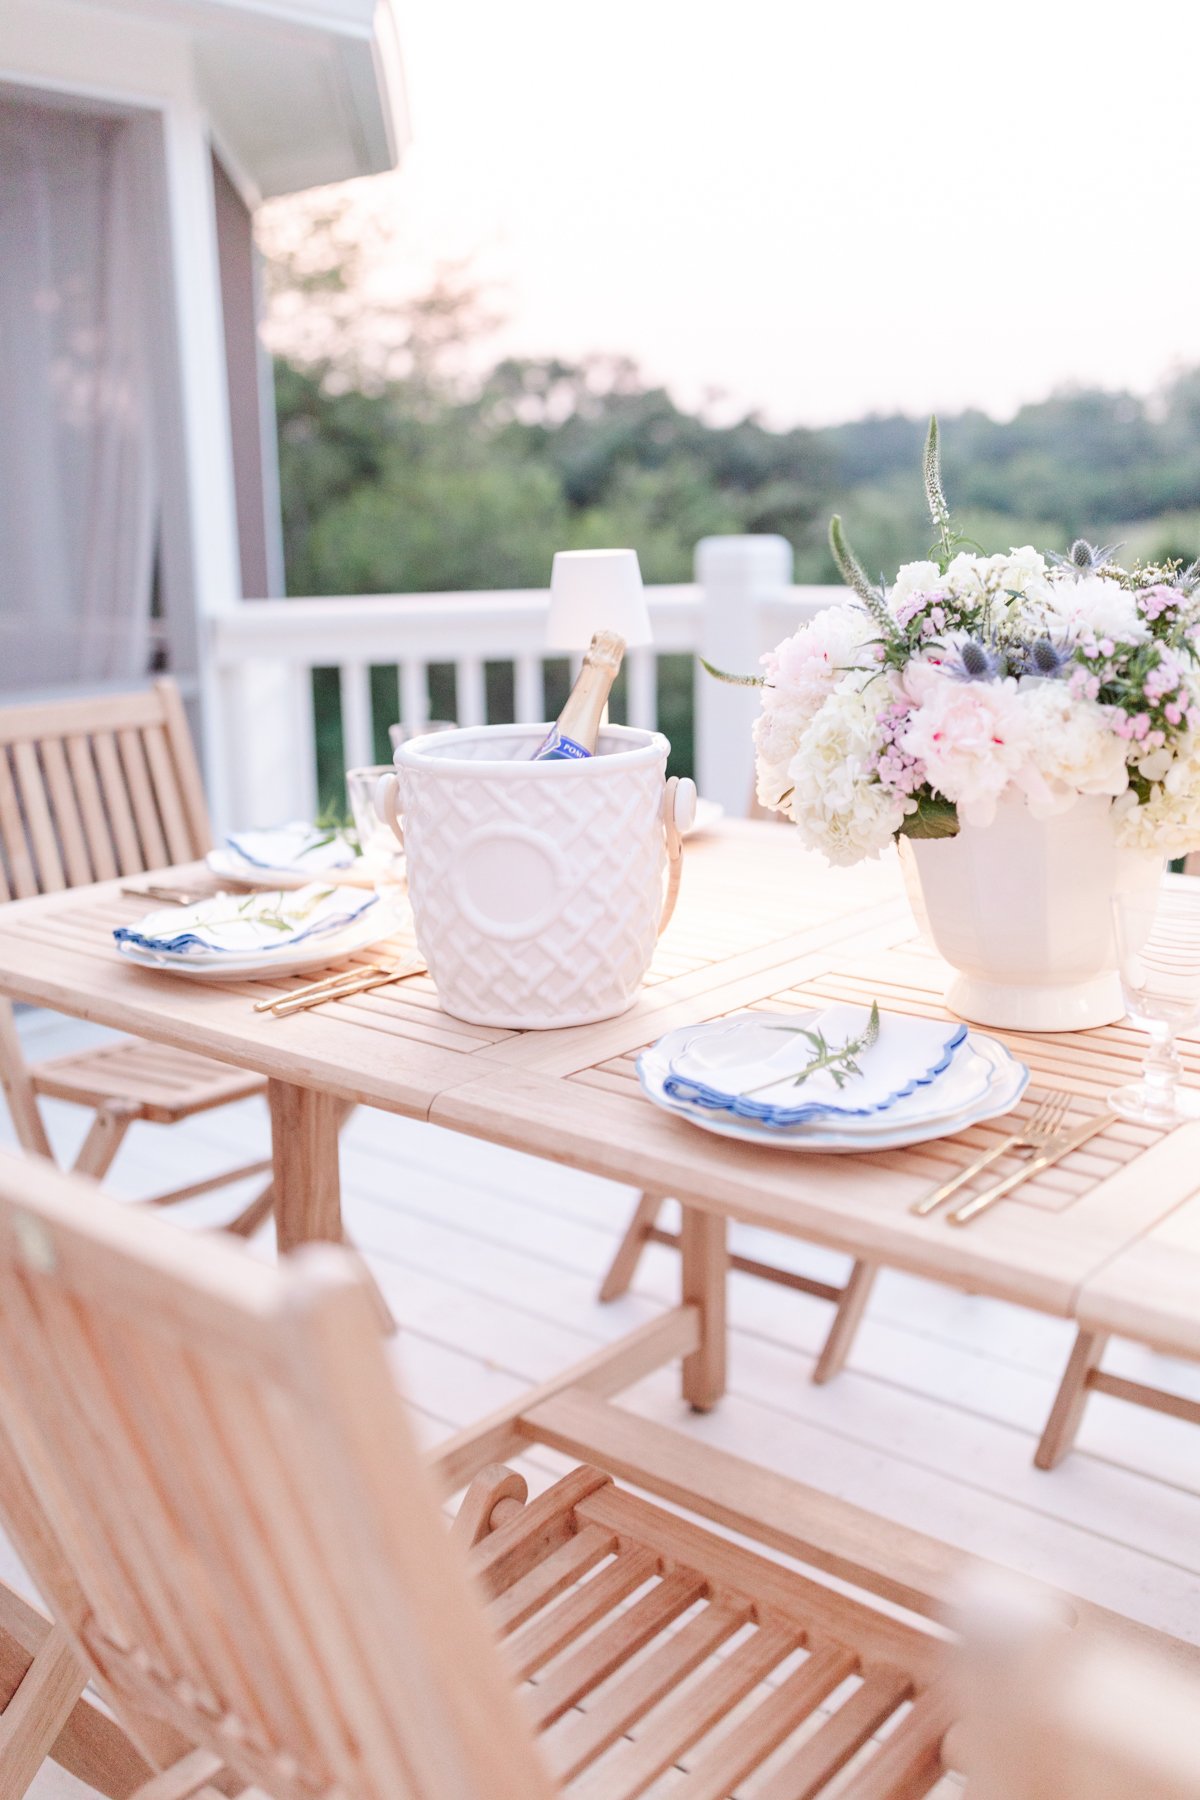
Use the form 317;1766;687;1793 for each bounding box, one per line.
206;823;364;891
637;1003;1028;1153
114;883;396;982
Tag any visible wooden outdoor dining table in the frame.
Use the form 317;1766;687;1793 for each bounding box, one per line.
2;819;1198;1475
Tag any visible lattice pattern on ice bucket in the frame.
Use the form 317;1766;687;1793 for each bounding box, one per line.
396;725;670;1028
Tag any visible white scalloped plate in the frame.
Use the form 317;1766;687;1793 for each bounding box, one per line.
637;1027;1028;1153
114;909;399;981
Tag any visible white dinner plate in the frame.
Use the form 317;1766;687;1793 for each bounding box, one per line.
206;847;332;891
637;1027;1028;1153
115;909;399;981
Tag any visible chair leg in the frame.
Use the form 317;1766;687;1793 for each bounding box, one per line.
71;1103;138;1181
598;1192;664;1302
0;1002;53;1161
224;1181;276;1239
812;1260;877;1386
0;1623;89;1800
1035;1329;1110;1471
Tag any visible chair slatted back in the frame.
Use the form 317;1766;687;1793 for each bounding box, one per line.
0;1149;554;1800
0;680;211;899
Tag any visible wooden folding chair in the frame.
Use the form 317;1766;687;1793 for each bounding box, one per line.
600;1194;878;1386
0;1148;1193;1800
951;1576;1200;1800
0;680;275;1232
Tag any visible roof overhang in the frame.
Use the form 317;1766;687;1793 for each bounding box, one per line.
83;0;410;200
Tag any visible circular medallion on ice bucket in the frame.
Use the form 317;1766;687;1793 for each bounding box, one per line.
451;823;568;941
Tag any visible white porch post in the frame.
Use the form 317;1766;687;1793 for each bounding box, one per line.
694;535;793;815
151;97;246;836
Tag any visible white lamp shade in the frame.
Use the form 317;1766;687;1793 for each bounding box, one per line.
546;548;653;650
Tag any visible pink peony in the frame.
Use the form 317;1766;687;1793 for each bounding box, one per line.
898;674;1032;827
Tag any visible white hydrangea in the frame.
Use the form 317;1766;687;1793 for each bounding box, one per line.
1114;731;1200;854
1018;680;1130;815
889;560;943;613
753;606;877;816
1037;573;1149;646
941;547;1045;601
786;688;908;865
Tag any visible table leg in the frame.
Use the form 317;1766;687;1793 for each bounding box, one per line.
266;1085;394;1333
267;1080;343;1251
680;1207;727;1412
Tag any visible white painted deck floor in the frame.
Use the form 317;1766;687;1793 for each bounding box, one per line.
5;1005;1200;1800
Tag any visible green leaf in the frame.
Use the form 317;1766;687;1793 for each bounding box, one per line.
699;657;765;688
898;794;960;841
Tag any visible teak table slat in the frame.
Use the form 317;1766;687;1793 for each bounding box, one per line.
0;820;1197;1457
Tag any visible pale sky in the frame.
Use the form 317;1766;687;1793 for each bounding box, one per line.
299;0;1200;426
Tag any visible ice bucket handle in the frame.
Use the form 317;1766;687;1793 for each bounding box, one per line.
659;775;695;937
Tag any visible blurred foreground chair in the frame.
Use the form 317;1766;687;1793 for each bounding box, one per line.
0;1148;1194;1800
0;680;276;1233
951;1574;1200;1800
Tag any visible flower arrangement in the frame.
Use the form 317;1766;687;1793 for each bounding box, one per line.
728;421;1200;866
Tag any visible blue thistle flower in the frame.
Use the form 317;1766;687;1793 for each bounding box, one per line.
1172;560;1200;597
946;638;1003;682
1020;636;1075;678
1047;538;1123;579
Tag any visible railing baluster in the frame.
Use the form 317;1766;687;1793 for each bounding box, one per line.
339;661;374;770
203;568;847;834
400;661;429;731
514;655;544;724
627;648;657;731
291;665;319;822
457;657;487;728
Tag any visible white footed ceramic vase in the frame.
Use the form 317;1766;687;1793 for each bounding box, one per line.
376;723;693;1029
899;792;1162;1031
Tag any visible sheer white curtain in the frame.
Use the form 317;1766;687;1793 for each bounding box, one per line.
0;94;160;689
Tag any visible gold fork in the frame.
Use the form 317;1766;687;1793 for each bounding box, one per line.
910;1089;1070;1217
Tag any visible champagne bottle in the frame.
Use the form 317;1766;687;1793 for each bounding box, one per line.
533;630;626;761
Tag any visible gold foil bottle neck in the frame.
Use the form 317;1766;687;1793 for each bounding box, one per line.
584;630;626;672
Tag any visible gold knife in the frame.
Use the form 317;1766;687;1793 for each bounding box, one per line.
948;1112;1115;1226
267;963;425;1018
252;962;394;1012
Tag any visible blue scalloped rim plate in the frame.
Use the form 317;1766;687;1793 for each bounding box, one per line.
662;1011;968;1126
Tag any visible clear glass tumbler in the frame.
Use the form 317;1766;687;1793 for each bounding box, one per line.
1111;884;1200;1126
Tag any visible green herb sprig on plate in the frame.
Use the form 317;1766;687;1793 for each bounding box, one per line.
740;1001;881;1098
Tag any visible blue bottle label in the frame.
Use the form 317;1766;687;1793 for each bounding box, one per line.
533;730;593;762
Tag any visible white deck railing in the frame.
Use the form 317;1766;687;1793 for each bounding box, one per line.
204;535;845;830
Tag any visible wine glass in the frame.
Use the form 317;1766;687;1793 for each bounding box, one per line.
345;765;406;911
1111;885;1200;1126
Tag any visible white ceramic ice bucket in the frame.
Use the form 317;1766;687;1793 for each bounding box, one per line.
376;723;692;1029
